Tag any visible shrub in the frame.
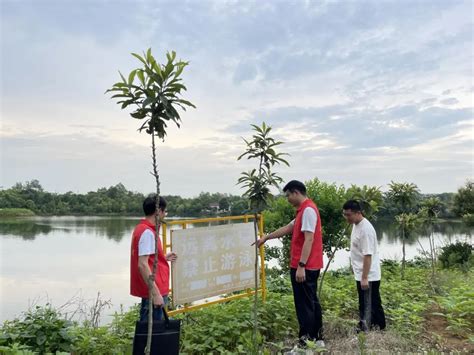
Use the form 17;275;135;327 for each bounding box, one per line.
438;242;473;270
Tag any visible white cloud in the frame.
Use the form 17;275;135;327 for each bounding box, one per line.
1;0;472;194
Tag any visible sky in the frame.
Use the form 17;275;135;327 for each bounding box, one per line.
1;0;473;197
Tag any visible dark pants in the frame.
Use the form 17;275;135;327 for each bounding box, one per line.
290;268;323;340
356;281;386;331
139;296;169;322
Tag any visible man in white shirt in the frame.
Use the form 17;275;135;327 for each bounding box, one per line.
343;200;386;331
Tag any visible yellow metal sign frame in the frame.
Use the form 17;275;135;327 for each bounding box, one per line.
162;214;266;316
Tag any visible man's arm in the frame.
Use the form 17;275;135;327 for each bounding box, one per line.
299;231;314;264
253;222;293;247
138;255;164;306
295;231;314;282
361;255;372;290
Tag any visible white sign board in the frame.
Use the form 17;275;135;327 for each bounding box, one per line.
171;222;257;304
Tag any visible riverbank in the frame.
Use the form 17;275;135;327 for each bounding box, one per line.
1;261;472;354
0;208;35;218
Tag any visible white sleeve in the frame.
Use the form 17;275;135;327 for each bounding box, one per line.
360;225;376;256
290;219;295;226
138;229;156;256
301;207;317;233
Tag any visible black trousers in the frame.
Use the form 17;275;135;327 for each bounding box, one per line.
356;280;386;331
290;268;323;340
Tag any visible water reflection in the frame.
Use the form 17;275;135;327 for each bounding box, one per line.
0;216;253;241
0;219;53;240
1;216;472;246
0;217;138;242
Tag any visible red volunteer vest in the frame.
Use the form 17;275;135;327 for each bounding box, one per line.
130;219;170;298
290;198;323;270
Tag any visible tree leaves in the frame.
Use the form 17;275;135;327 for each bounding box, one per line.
237;122;290;213
106;49;196;139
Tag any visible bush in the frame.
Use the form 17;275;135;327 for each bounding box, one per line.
438;242;473;269
0;305;74;353
462;213;474;226
0;208;35;217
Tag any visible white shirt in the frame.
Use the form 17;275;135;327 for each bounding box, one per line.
290;207;317;232
350;218;381;281
138;229;156;256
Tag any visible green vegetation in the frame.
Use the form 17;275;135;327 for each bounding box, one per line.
0;180;248;217
0;208;35;217
237;122;289;352
438;242;473;270
0;179;469;222
1;261;472;354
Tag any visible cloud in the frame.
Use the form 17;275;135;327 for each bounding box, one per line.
1;0;472;194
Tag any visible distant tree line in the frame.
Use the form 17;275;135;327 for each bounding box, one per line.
0;179;471;219
0;180;248;217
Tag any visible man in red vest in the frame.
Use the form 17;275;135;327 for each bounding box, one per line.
130;195;177;321
255;180;324;348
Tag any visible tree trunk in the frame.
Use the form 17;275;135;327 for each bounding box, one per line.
401;227;406;280
318;248;335;299
252;213;259;354
318;227;349;299
145;132;161;355
429;225;436;278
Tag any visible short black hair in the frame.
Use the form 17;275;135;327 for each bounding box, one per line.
343;199;362;213
283;180;307;195
143;194;167;216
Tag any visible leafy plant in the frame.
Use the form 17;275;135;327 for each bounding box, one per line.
387;181;420;278
0;305;75;354
453;180;474;217
106;48;195;354
237;122;289;353
418;197;443;277
438;242;473;270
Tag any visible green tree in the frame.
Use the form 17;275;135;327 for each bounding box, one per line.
387;181;420;278
219;197;230;212
106;48;195;354
237;122;289;353
453;180;474;224
418;197;443;277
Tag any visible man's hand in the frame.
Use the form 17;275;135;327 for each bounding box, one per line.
361;277;369;290
153;292;164;307
296;266;306;283
166;252;177;262
251;235;267;248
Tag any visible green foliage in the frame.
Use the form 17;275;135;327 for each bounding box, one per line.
237;122;289;213
0;305;75;354
0;208;35;217
419;197;443;221
380;263;431;337
435;270;474;337
106;49;195;140
177;293;297;354
237;122;289;353
346;184;383;219
263;196;295;272
462;213;474;226
438;242;473;270
306;178;349;256
2;264;470;353
387;181;420;214
395;213;420;238
0;181;249;218
262;179;384;274
453;180;474;217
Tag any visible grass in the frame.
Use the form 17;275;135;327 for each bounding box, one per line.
0;208;35;218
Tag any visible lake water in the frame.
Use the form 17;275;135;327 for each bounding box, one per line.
1;216;472;324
